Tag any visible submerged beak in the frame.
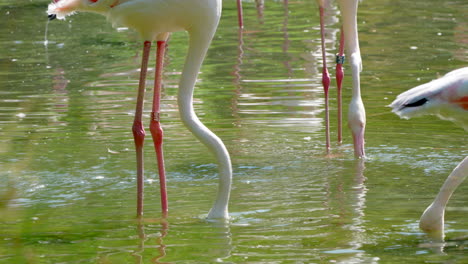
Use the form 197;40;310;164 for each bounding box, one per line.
48;14;57;20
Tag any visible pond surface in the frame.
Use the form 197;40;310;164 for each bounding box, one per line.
1;0;467;263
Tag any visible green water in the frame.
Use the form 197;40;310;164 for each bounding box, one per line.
1;0;467;263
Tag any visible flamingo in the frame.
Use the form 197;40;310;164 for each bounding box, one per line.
316;0;366;157
390;67;468;238
47;0;232;219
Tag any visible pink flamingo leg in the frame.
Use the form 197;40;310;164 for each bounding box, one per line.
150;40;168;216
237;0;243;28
335;28;345;144
319;6;331;153
133;41;151;217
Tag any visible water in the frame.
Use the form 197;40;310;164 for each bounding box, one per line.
1;0;467;263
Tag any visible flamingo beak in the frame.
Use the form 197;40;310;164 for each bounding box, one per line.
352;128;365;158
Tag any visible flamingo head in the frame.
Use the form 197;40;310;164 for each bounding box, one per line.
419;202;445;241
47;0;119;20
348;97;366;158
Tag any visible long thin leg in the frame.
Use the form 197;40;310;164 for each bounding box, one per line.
335;28;345;144
134;41;151;217
319;6;331;153
150;40;168;216
237;0;244;29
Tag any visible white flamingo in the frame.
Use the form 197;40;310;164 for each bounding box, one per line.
316;0;366;157
47;0;232;219
390;67;468;238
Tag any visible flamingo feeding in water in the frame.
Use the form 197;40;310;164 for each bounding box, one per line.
390;67;468;238
316;0;366;157
47;0;233;219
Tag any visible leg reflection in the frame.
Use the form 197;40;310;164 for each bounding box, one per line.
133;219;170;264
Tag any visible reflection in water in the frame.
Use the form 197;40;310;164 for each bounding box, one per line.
154;220;169;263
322;159;373;263
231;28;244;128
51;68;69;110
304;0;339;79
452;15;467;61
133;222;149;264
206;220;233;263
235;0;331;135
132;219;232;263
345;159;374;263
255;0;265;24
132;219;170;264
281;0;292;78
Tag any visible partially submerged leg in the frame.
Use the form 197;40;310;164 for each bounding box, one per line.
134;41;152;217
319;5;331;154
150;40;168;216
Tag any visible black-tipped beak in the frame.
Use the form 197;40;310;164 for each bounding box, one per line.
48;14;57;21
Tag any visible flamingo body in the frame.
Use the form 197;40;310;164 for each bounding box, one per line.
47;0;232;219
48;0;219;41
390;67;468;130
391;67;468;238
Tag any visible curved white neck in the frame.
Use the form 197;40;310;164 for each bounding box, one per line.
177;24;232;219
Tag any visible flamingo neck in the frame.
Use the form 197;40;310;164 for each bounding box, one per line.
177;29;232;219
431;157;468;209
